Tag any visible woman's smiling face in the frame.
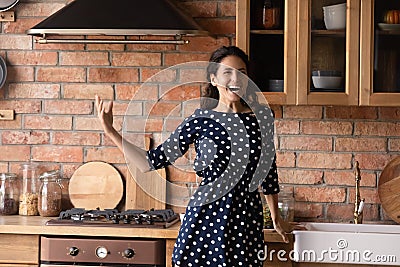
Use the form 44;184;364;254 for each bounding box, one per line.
210;55;249;104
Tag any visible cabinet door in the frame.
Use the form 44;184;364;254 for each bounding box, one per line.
236;0;297;105
360;0;400;106
297;0;360;105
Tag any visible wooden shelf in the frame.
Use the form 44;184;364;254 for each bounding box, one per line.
250;29;284;35
311;29;346;37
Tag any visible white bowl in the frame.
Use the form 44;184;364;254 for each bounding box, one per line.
312;76;342;89
323;3;346;30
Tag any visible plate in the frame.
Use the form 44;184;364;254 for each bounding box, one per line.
378;23;400;31
0;56;7;89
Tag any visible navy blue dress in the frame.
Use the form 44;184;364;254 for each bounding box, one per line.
147;107;280;267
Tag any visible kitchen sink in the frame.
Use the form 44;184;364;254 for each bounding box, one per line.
292;222;400;265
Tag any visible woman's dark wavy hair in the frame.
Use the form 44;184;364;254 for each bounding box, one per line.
201;46;259;110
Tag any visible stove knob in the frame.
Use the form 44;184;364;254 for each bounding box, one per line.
68;247;79;256
123;248;135;259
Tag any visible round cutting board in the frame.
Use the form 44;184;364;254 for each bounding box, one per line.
69;162;123;210
378;156;400;224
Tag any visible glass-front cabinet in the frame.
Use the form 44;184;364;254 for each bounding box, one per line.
236;0;297;105
360;0;400;106
237;0;400;106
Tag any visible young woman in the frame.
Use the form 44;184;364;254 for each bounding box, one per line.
96;46;293;267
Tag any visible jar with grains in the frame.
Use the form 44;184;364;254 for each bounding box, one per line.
0;173;19;215
19;163;39;216
38;170;62;217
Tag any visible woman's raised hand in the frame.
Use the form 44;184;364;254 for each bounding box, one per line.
95;95;115;135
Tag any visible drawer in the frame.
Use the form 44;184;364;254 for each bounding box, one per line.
0;234;39;264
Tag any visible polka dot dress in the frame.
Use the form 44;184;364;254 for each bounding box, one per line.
147;107;280;267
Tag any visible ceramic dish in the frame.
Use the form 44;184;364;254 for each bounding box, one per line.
0;56;7;89
378;23;400;31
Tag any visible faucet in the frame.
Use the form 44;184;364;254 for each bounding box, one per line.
354;161;365;224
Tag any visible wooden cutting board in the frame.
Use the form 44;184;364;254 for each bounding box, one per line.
125;136;166;210
378;156;400;224
69;161;124;209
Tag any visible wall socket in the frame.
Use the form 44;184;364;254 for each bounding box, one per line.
0;110;14;120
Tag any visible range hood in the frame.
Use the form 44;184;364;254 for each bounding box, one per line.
27;0;209;44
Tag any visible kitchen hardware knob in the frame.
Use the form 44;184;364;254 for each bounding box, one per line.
95;246;108;259
123;248;135;258
68;247;79;256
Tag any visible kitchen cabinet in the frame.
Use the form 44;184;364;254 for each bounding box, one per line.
359;0;400;106
0;234;39;265
237;0;400;106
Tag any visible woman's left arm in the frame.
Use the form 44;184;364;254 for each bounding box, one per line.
265;193;294;243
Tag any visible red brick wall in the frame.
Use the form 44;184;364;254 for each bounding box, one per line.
0;0;397;223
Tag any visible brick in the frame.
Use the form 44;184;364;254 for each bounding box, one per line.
3;18;43;34
7;66;35;82
0;115;22;129
355;122;400;137
324;170;376;187
275;120;300;135
294;202;324;219
362;203;380;221
53;132;101;146
141;68;177;83
33;41;85;51
179;68;208;84
197;18;235;35
145;101;181;117
354;153;395;170
279;136;332;151
164;118;185;132
389;138;400;152
0;100;41;113
37;67;86;82
124;118;164;132
301;121;353;135
112;102;142;116
8;83;60;99
218;1;236;17
62;164;82;179
179;1;217;17
276;151;295;168
297;153;352;169
85;147;125;163
60;52;110;66
179;36;230;52
379;107;400;120
74;117;103;131
86;36;126;51
326;106;378;119
183;100;200;117
0;145;30;161
88;68;139;83
348;188;380;204
116;84;158;101
167;165;197;183
283;106;323;119
112;52;162;66
0;35;32;50
24;115;72;130
326;204;354;222
7;51;58;66
2;131;50;145
32;146;83;163
278;169;323;184
44;100;92;115
164;52;210;66
295;187;346;203
64;84;114;100
17;2;66;16
0;163;8;173
335;137;387;152
160;85;201;101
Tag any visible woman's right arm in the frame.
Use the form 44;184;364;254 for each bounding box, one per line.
95;95;152;173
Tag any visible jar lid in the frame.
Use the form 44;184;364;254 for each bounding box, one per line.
39;170;60;180
0;173;17;180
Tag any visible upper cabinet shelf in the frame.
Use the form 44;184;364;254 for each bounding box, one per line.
236;0;400;106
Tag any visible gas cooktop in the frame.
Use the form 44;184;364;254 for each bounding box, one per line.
46;208;179;228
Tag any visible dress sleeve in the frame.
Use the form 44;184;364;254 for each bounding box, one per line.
261;155;280;195
146;114;200;170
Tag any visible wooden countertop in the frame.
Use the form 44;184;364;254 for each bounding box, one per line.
0;216;289;242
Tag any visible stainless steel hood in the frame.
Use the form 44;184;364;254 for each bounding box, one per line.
26;0;209;44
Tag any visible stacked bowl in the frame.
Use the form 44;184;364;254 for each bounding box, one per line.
312;70;342;89
323;3;346;30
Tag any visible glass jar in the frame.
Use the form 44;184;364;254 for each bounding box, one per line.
0;173;19;215
259;189;274;229
262;0;282;29
38;170;62;217
278;186;295;222
19;163;39;216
